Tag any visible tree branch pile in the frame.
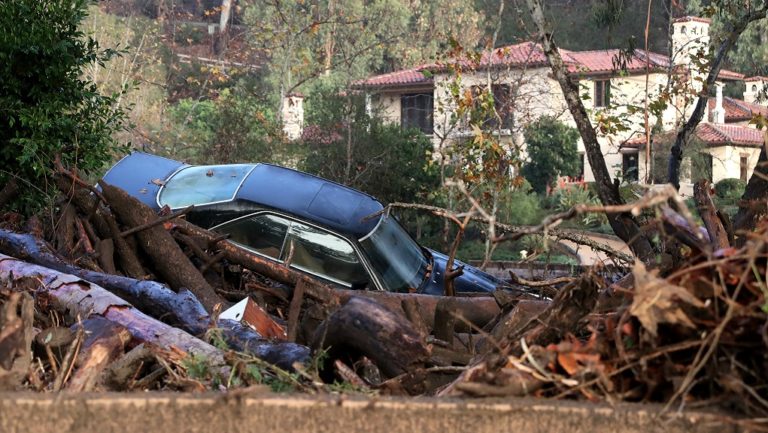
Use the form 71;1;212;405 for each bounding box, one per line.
0;172;767;426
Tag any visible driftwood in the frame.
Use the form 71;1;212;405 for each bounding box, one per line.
99;181;223;312
66;317;132;392
56;176;145;279
335;289;502;332
312;296;430;380
0;253;225;364
0;229;309;369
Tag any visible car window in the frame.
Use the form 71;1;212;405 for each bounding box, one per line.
283;221;369;288
215;214;290;259
158;164;255;208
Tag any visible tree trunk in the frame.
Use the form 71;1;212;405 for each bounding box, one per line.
311;296;430;380
214;0;233;54
0;253;225;364
0;229;310;369
524;0;653;261
99;182;223;312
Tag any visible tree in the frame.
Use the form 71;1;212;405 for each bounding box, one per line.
521;116;580;194
0;0;127;212
524;0;654;260
299;82;438;205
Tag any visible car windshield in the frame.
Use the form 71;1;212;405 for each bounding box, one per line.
158;164;255;209
359;215;429;292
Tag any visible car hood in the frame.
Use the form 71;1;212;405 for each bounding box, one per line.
418;249;502;295
101;152;186;211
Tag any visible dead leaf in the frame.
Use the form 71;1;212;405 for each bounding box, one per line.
150;179;166;186
630;261;705;337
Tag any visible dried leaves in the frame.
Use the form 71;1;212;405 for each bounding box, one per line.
630;261;705;337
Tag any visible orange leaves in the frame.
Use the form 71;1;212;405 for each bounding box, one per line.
546;334;604;378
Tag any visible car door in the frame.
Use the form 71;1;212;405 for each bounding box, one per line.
213;212;373;290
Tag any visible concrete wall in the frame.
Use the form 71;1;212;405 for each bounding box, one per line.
0;393;739;433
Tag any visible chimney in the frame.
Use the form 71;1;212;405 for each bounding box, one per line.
744;76;768;106
281;94;304;141
711;82;725;123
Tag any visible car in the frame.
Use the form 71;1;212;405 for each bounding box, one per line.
102;151;508;295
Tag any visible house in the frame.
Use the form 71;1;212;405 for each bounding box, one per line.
354;16;767;195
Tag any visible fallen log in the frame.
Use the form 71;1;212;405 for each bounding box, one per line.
0;229;310;369
0;253;224;364
56;176;145;279
311;296;430;381
100;181;223;312
173;219;506;331
335;289;502;332
66;317;132;392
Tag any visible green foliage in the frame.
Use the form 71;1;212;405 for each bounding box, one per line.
553;184;607;227
521;116;581;194
0;0;128;213
497;180;543;226
161;86;281;164
182;354;213;380
714;178;747;201
299;81;439;204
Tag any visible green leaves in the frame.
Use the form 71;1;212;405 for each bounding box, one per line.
0;0;127;214
521;116;581;194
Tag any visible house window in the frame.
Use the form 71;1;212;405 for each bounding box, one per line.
622;153;639;182
594;79;611;107
578;153;585;180
468;84;515;130
740;154;749;181
401;93;433;134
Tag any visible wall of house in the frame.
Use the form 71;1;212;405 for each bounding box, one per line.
709;145;762;183
370;93;403;125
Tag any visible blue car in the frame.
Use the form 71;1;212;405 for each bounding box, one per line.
103;152;506;295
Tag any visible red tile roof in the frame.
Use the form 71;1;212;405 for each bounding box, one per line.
356;42;743;88
708;96;768;122
673;16;712;24
625;123;765;148
745;76;768;82
564;49;669;74
697;123;765;146
355;66;432;88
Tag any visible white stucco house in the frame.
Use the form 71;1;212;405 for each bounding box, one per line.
353;16;767;195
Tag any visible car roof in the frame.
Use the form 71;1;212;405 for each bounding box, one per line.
104;152;385;239
236;163;384;239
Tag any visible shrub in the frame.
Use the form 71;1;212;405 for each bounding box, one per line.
521;116;581;194
0;0;128;213
552;184;607;227
714;178;746;201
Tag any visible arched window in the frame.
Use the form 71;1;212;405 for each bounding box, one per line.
681;25;687;34
753;85;759;92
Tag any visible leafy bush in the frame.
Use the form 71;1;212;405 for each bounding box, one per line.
521;116;581;194
714;178;746;201
0;0;128;213
498;180;543;225
552;184;607;227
